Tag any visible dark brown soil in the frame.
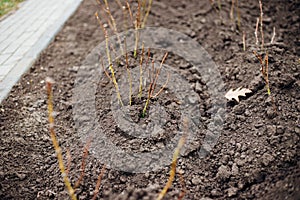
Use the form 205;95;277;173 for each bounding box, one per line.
0;0;299;199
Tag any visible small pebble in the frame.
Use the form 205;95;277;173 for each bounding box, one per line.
227;187;238;197
266;108;277;119
191;176;202;185
232;163;239;175
216;165;231;179
261;153;274;166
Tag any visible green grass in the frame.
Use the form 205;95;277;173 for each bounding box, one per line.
0;0;23;18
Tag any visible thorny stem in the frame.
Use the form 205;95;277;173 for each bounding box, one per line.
92;165;106;200
140;0;146;24
253;51;270;95
230;0;235;20
217;0;221;11
96;12;123;106
209;0;220;14
255;17;259;46
126;0;134;27
46;78;77;200
142;83;153;117
124;38;132;105
100;57;113;82
134;0;141;58
74;140;91;189
271;26;276;44
157;119;188;200
142;0;153;28
236;0;241;30
138;43;145;98
265;51;270;95
66;148;71;176
152;73;170;98
259;0;264;49
98;0;124;54
253;51;276;111
242;31;246;51
96;1;113;30
114;0;123;9
178;170;186;200
143;52;169;117
151;52;168;97
146;48;152;81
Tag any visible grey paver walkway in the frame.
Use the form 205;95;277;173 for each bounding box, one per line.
0;0;82;103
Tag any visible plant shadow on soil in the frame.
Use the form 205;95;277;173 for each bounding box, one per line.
0;0;299;199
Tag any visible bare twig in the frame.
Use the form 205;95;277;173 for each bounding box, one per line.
74;140;91;189
151;52;168;97
243;31;246;51
66;148;71;176
46;78;77;200
96;0;114;31
217;0;221;11
100;57;113;82
146;48;152;83
142;0;153;28
152;73;170;98
140;0;146;24
209;0;219;13
259;0;264;49
264;51;270;95
114;0;123;9
95;12;123;106
146;48;151;66
177;170;186;200
253;51;270;95
255;17;259;46
253;51;277;111
97;0;124;54
151;59;155;83
138;43;145;98
271;26;276;44
236;0;241;30
124;38;132;105
92;165;106;200
142;82;153;117
230;0;235;20
134;0;141;58
157;119;188;200
126;0;135;27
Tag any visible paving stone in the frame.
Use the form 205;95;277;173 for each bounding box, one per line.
0;58;32;101
2;43;21;54
0;54;11;65
0;34;9;43
0;0;83;102
14;45;31;57
0;64;14;77
3;54;23;65
0;40;11;52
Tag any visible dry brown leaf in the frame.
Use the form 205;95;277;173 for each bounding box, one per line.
225;87;252;102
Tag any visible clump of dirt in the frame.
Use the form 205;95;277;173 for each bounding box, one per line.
0;0;299;200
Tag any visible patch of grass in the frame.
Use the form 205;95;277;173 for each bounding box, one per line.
0;0;23;18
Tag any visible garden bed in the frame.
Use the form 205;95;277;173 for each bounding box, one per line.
0;0;299;199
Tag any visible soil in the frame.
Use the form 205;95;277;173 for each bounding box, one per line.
0;0;299;199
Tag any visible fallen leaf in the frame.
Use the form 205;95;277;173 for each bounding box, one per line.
225;87;252;102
